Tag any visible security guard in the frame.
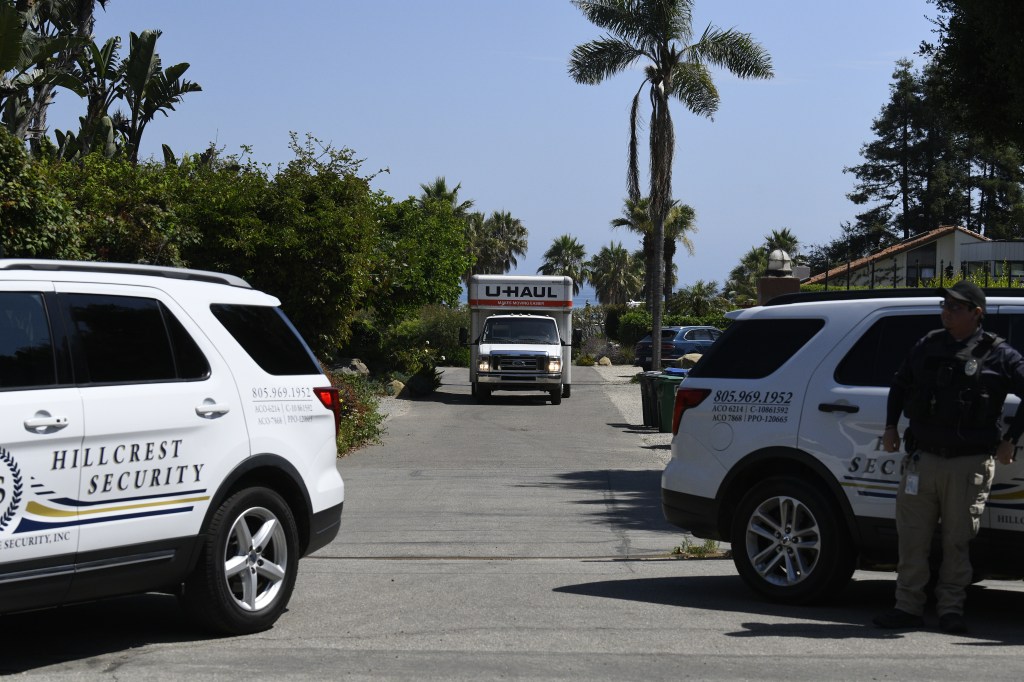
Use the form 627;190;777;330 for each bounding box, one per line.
874;281;1024;634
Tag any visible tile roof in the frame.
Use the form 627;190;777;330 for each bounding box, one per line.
804;225;988;284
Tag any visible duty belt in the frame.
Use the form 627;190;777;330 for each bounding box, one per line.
916;442;992;458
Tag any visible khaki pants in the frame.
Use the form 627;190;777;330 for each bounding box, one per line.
894;450;995;616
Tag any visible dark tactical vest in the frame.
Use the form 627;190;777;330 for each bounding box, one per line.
904;329;1006;453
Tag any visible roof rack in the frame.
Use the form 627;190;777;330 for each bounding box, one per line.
0;259;252;289
765;287;1024;306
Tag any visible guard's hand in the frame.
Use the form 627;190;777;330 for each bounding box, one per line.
882;428;900;453
997;439;1016;465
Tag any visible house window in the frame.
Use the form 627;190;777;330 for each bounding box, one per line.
906;243;937;286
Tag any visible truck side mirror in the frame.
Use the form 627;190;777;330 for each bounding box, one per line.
459;327;468;346
571;328;582;346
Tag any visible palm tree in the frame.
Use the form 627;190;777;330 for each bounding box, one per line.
725;246;768;306
485;210;528;274
764;227;805;265
418;176;475;218
570;0;773;369
538;234;589;296
610;196;654;308
588;241;643;305
664;200;697;302
670;279;723;317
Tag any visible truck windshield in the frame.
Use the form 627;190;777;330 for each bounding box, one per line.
482;318;559;344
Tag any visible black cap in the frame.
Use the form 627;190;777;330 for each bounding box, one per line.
938;280;985;309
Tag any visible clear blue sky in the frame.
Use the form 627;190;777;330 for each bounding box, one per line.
48;0;937;289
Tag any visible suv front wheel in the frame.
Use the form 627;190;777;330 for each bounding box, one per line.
730;476;855;604
183;487;300;634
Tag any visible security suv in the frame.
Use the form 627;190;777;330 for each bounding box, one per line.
662;288;1024;603
0;260;345;634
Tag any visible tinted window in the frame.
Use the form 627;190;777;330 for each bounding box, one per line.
211;304;320;375
0;292;56;389
835;315;939;387
834;312;1020;387
65;294;209;384
688;318;825;379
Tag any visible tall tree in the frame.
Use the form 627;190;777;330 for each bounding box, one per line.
463;210;529;278
570;0;772;369
924;0;1024;150
588;241;642;305
669;279;724;317
537;234;589;295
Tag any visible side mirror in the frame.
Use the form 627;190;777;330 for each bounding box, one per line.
459;327;468;346
571;328;582;346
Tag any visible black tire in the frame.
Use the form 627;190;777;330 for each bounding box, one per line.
730;476;855;604
550;388;562;405
182;487;299;635
561;385;571;399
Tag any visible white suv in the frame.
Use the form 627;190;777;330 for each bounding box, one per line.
662;288;1024;603
0;260;345;634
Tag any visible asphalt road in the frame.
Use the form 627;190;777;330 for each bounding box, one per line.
5;366;1024;680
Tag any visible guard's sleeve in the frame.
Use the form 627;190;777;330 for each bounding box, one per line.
886;350;915;427
1001;345;1024;442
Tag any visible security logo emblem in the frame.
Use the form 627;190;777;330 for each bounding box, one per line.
965;358;979;376
0;446;23;534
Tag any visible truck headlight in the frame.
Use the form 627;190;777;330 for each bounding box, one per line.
547;357;561;373
478;355;491;372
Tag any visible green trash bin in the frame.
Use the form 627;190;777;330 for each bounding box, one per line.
655;372;687;433
638;370;662;427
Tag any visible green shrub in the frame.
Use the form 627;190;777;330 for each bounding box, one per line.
577;354;596;366
326;370;385;455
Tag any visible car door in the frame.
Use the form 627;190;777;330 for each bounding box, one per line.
0;285;83;611
55;284;249;575
799;307;939;524
984;305;1024;531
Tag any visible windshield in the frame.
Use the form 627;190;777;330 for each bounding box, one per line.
482;317;559;344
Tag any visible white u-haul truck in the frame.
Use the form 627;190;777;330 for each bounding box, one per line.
461;274;577;405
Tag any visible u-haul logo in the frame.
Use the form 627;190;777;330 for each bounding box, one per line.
470;284;572;308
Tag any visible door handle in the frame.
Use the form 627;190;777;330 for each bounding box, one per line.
24;414;70;432
818;403;859;414
195;401;231;418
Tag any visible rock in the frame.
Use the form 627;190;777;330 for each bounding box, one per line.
388;379;405;396
598;356;613;366
677;353;703;368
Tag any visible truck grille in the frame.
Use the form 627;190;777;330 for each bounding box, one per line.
494;354;546;371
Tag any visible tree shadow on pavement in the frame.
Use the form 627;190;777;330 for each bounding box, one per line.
554;572;1024;644
520;469;680;534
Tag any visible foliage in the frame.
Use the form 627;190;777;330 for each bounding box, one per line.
372;195;469;322
326;369;386;455
46;150;198;264
182;134;379;358
576;354;596;367
0;127;81;258
538;234;589;296
924;0;1024;150
588;241;643;304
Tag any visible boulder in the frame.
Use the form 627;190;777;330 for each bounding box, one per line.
677;353;703;368
597;356;613;366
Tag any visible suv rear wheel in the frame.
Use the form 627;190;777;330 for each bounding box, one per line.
183;487;299;634
731;476;855;604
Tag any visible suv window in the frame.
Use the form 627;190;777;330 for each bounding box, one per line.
688;318;825;379
65;293;210;384
0;292;56;389
835;314;937;387
211;304;320;375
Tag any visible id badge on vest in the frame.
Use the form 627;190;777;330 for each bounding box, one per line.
905;473;919;495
